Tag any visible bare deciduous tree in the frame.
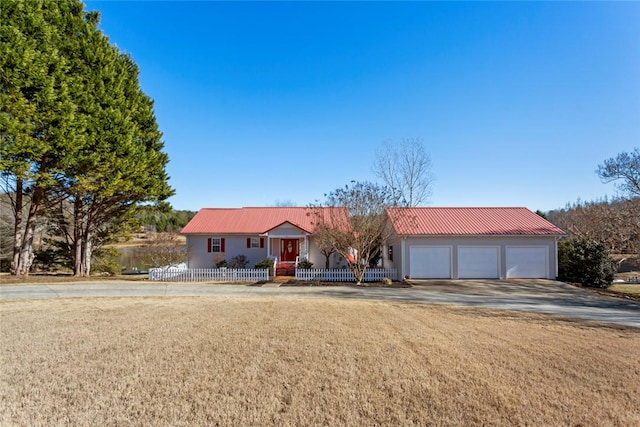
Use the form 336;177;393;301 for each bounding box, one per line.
597;148;640;198
135;232;187;268
310;181;395;284
547;197;640;255
312;223;337;269
372;138;434;206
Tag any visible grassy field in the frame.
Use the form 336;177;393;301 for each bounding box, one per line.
610;283;640;295
1;298;639;426
0;273;150;285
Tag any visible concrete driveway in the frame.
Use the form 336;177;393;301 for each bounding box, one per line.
1;279;639;328
404;279;640;328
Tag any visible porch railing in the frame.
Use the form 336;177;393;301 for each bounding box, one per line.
295;268;398;282
149;268;268;282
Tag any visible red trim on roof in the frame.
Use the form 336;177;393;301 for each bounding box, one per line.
387;207;565;236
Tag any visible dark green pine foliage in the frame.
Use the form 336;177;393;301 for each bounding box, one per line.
1;0;173;276
0;0;80;275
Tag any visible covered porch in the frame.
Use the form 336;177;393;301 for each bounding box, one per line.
262;221;311;276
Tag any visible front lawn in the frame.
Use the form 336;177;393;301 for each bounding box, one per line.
606;283;640;301
1;297;638;426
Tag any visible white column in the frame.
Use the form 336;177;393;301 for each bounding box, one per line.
554;237;559;280
266;234;270;258
401;237;407;279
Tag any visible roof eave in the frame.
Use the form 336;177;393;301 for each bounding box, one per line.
394;233;567;238
263;220;313;234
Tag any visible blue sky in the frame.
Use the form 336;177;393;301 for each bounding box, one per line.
88;1;639;212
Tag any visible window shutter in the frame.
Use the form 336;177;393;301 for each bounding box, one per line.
221;238;225;252
260;238;264;248
247;238;251;249
207;238;212;253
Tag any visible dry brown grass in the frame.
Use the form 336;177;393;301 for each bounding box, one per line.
1;298;639;426
607;284;640;302
610;284;640;295
0;274;149;285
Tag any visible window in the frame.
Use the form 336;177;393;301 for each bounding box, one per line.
247;237;265;249
208;237;225;253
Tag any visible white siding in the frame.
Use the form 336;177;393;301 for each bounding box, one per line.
308;236;344;269
186;235;268;269
268;223;305;237
381;237;403;277
187;232;340;270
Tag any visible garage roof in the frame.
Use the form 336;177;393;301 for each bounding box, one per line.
181;207;348;234
387;207;565;236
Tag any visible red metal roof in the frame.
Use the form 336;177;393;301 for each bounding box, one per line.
387;207;565;236
181;207;347;234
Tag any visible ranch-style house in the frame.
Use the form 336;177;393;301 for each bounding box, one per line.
181;206;565;280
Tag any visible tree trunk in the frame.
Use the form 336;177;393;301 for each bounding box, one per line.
10;178;24;275
73;198;83;276
15;185;44;275
17;221;37;275
353;264;366;285
77;202;94;277
81;232;92;277
73;241;82;276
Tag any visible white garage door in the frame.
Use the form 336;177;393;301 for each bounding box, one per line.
409;246;451;279
506;247;547;278
458;246;499;279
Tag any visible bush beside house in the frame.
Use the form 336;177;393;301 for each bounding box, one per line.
255;258;275;276
558;238;617;288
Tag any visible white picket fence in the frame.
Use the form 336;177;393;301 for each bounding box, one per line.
295;268;397;282
149;268;269;282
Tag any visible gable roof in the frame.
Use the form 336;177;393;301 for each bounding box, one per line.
387;207;565;236
181;207;347;235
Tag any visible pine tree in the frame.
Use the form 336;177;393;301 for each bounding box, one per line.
1;0;173;276
0;0;80;275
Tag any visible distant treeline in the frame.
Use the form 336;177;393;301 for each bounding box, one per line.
546;196;639;255
136;207;196;233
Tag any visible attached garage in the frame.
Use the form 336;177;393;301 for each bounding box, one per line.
409;246;451;279
387;207;566;281
457;246;499;279
506;246;548;279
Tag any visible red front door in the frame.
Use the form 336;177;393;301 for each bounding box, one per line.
281;239;298;262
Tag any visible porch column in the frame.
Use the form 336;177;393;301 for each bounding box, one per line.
304;235;309;259
266;234;270;259
401;237;407;279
